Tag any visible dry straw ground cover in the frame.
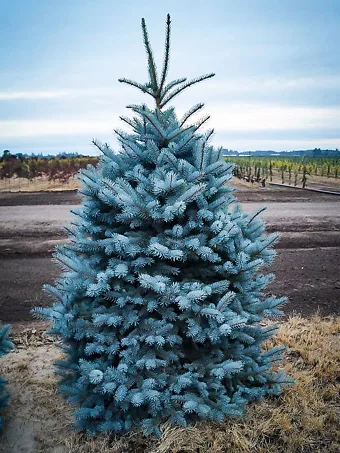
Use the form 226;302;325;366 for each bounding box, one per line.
0;177;80;192
0;314;339;453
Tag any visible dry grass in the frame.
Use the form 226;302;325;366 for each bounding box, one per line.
0;314;339;453
0;177;80;192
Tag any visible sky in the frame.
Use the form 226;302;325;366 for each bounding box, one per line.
1;0;340;155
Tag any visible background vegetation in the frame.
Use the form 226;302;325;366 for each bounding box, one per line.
0;151;98;183
1;150;340;191
224;156;340;188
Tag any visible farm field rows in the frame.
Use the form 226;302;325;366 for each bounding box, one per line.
0;156;98;192
224;156;340;192
1;155;340;193
0;186;339;326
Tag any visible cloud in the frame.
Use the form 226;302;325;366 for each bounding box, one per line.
1;74;339;102
176;75;340;107
212;137;340;152
0;87;125;101
0;90;74;100
0;119;120;138
207;75;340;94
181;104;340;132
4;136;339;155
1;104;340;139
212;104;340;131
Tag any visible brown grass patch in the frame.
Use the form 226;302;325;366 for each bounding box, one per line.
0;314;339;453
0;177;80;192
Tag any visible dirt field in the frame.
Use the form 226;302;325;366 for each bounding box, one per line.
0;185;339;327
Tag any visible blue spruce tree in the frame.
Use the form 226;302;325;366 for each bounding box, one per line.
33;15;292;436
0;324;13;431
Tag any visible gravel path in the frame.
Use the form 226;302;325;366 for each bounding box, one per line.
0;202;339;238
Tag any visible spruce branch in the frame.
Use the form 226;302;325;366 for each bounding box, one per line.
126;107;167;139
158;14;171;99
161;78;187;97
63;225;77;237
92;139;104;153
118;16;214;110
180;103;204;127
167;124;195;142
204;162;225;176
114;129;130;142
54;255;92;277
248;207;267;225
118;140;140;159
118;78;154;96
177;134;195;152
215;173;230;190
199;142;207;173
142;105;147;134
144;114;167;139
251;234;279;257
194;116;211;133
160;73;215;108
119;116;136;129
119;116;139;133
177;131;198;152
203;128;214;143
141;17;159;92
160;150;180;172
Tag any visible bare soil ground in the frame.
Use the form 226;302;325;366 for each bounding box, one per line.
1;183;339;205
0;185;339;326
267;169;340;192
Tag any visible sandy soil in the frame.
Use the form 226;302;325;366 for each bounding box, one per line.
0;186;339;327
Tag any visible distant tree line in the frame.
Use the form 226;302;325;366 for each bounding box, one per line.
222;148;340;158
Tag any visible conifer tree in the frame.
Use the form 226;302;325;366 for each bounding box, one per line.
0;324;13;431
33;15;292;436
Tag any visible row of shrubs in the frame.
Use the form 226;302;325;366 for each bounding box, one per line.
0;156;99;183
